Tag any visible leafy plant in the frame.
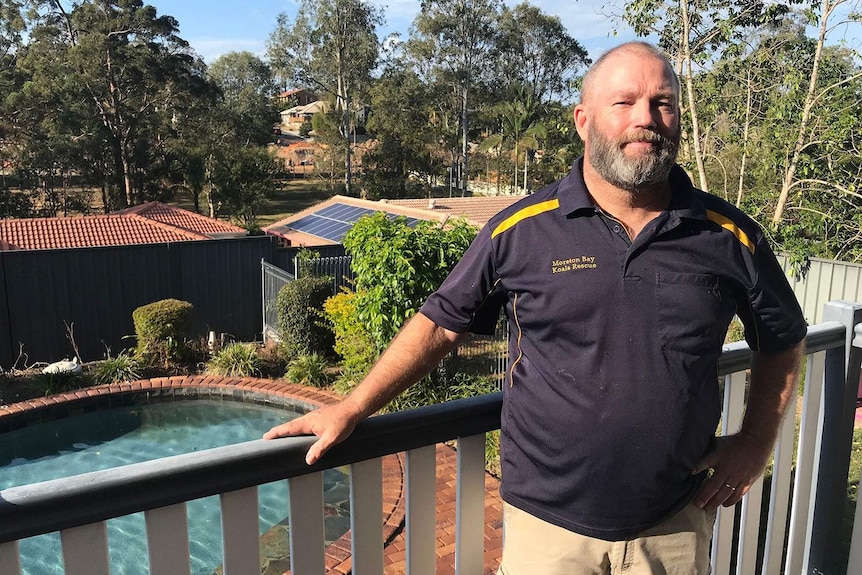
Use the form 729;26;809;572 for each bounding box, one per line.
341;212;477;353
323;290;377;379
276;276;334;359
285;353;331;387
93;353;141;385
385;371;497;413
296;247;322;277
132;299;194;367
724;317;745;344
40;373;85;396
206;343;263;377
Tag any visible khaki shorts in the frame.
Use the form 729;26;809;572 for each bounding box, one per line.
498;502;716;575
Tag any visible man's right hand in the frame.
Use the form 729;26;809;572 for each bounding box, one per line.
263;400;362;465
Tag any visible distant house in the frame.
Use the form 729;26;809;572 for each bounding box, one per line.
280;100;328;132
276;88;318;108
263;194;525;248
0;202;247;251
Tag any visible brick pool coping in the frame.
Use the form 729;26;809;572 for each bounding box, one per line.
0;376;504;575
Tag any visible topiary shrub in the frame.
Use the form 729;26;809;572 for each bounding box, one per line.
298;121;313;137
132;298;194;367
276;277;334;360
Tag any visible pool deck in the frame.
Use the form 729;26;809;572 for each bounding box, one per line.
0;376;504;575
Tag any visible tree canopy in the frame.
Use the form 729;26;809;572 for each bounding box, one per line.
1;0;859;265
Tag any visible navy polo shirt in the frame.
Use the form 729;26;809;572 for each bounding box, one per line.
420;159;807;539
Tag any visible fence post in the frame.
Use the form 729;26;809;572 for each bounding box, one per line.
846;324;862;575
261;259;266;343
805;300;862;574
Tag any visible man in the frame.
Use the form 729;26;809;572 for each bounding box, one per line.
265;42;806;574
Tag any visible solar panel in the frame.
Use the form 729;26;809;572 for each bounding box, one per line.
284;202;425;243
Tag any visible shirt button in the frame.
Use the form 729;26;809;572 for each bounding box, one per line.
613;225;622;234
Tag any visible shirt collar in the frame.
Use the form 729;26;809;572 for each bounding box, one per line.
557;156;707;221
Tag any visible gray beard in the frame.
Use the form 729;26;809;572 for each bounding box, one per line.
587;126;679;195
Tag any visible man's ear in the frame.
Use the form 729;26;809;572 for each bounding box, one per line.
574;104;588;141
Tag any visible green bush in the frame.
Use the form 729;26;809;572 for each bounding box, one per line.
342;213;476;352
276;276;334;359
386;371;497;413
132;299;194;367
93;353;140;385
286;353;330;387
39;372;86;396
206;343;263;377
298;121;313;137
724;316;745;344
323;290;377;379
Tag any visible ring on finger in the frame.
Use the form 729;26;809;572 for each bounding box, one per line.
723;483;737;491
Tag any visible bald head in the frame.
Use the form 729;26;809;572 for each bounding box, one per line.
580;42;679;105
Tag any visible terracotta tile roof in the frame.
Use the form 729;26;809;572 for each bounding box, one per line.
386;196;526;226
263;194;527;248
0;202;246;251
112;202;247;237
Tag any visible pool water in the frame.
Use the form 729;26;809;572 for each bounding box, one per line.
0;400;351;575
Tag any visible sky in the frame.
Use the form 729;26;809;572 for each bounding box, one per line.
146;0;636;64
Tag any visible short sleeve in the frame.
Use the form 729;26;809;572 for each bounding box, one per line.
420;225;507;335
738;236;807;353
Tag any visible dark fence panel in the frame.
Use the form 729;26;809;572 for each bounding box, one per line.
0;255;12;369
0;236;280;368
175;238;277;343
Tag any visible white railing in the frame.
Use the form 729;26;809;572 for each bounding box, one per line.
1;301;861;575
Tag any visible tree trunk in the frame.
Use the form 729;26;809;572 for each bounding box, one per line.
461;83;468;196
344;94;352;196
736;67;754;207
680;0;709;192
513;142;519;192
773;0;832;226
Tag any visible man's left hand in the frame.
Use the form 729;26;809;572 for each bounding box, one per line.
691;432;773;511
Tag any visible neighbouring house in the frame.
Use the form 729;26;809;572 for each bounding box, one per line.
272;141;317;172
276;88;318;108
280;100;328;132
0;202;247;251
263;194;526;248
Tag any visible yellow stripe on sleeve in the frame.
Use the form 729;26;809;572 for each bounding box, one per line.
491;199;560;238
705;209;756;254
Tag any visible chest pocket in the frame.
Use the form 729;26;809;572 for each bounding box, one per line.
656;272;724;354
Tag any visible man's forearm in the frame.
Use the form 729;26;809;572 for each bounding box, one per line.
340;312;466;420
740;340;804;447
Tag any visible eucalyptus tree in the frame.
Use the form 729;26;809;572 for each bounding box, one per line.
408;0;501;195
364;66;439;198
771;0;862;227
26;0;202;208
207;51;279;147
267;0;382;196
494;3;589;103
0;0;24;67
621;0;791;192
691;17;862;265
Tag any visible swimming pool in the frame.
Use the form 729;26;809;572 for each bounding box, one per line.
0;399;350;575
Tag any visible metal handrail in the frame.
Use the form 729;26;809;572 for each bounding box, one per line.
0;392;501;543
0;320;851;548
